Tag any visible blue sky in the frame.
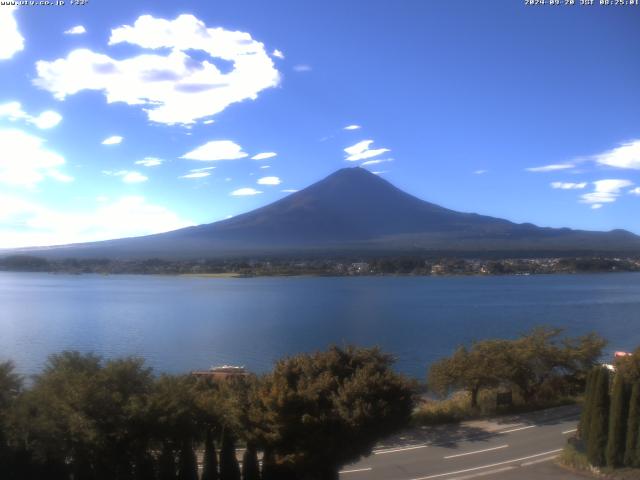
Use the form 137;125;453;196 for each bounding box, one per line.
0;0;639;248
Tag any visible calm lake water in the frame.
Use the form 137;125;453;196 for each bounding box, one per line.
1;272;639;378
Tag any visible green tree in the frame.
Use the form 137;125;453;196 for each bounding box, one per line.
257;345;416;480
201;430;219;480
158;444;178;480
579;367;598;442
178;439;198;480
624;382;640;467
606;373;630;467
220;430;241;480
242;443;260;480
587;367;610;467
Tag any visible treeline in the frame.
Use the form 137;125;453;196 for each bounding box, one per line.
1;254;639;276
577;349;640;469
427;328;606;409
0;346;416;480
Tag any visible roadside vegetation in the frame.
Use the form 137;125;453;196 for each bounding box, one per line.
416;328;605;425
0;346;416;480
561;348;640;478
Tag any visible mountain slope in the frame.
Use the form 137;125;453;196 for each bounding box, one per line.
10;167;640;259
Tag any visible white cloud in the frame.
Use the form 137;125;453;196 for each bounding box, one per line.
594;140;640;170
0;193;192;248
260;165;271;169
203;119;215;125
629;187;640;196
251;152;277;160
102;135;123;145
371;171;388;175
473;169;487;175
526;164;574;172
257;176;281;185
135;157;163;167
103;170;148;183
189;166;216;172
361;158;393;166
591;204;603;210
580;179;634;205
180;172;210;179
64;25;86;35
281;189;298;193
34;14;280;125
231;187;262;196
344;125;361;130
551;182;587;190
272;49;284;59
293;64;312;72
0;101;62;129
181;140;247;161
0;6;24;60
344;139;390;162
0;129;71;187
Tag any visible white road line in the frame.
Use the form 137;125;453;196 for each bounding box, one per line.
339;467;373;474
498;425;535;434
448;466;515;480
520;455;560;466
444;444;509;459
408;448;563;480
374;444;428;455
562;428;577;434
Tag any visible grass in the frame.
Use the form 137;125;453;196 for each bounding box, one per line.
558;442;640;479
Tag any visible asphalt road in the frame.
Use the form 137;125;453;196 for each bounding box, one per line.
339;406;588;480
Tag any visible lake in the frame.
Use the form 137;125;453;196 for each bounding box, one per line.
1;272;639;378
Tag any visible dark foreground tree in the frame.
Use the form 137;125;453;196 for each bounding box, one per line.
606;373;630;467
242;443;260;480
178;439;198;480
624;382;640;467
220;430;241;480
158;444;178;480
587;367;610;467
579;367;598;442
258;345;416;480
201;430;219;480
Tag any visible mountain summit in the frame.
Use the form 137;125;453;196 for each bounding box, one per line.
13;167;640;259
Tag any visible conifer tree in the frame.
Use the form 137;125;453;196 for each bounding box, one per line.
242;444;260;480
261;449;277;480
587;367;610;467
220;431;241;480
625;382;640;467
606;373;630;467
579;367;597;442
178;440;198;480
158;444;178;480
202;430;219;480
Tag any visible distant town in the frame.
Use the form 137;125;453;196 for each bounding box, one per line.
2;254;640;276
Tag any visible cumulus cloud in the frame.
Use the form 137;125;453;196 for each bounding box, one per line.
551;182;587;190
103;170;148;183
272;49;284;59
135;157;163;167
526;164;574;173
0;6;24;60
231;187;261;196
580;179;634;206
0;129;71;187
181;140;248;161
180;172;210;179
102;135;123;145
34;14;280;125
344;140;390;162
64;25;86;35
629;187;640;196
344;125;361;131
0;194;192;248
0;101;62;129
257;176;281;185
251;152;277;160
293;64;311;72
594;140;640;170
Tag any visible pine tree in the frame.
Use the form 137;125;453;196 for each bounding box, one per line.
587;367;610;467
625;382;640;467
260;449;276;480
606;373;630;467
579;368;598;442
219;431;241;480
158;444;178;480
178;440;198;480
202;430;219;480
242;444;260;480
